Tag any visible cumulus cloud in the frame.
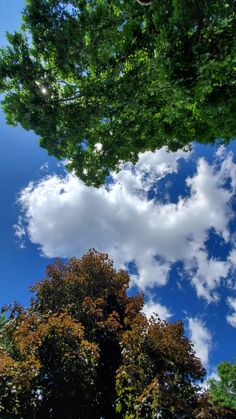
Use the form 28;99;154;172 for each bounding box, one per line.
142;299;173;321
226;297;236;327
188;317;212;366
15;147;236;302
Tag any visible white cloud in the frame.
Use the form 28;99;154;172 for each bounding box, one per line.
142;299;173;321
228;249;236;265
188;317;212;366
226;297;236;327
39;162;49;173
14;215;26;249
16;147;236;302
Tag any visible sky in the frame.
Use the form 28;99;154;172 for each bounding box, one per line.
1;0;236;379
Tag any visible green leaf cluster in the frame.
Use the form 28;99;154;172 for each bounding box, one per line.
208;360;236;410
0;0;236;185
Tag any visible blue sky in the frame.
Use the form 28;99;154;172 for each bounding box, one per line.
1;0;236;378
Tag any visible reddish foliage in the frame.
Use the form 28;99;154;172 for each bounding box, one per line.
0;250;229;418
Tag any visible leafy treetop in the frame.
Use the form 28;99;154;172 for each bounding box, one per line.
0;0;236;185
0;249;207;418
208;360;236;410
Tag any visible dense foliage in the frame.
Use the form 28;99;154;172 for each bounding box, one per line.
0;250;207;418
194;393;236;419
208;360;236;410
0;0;236;185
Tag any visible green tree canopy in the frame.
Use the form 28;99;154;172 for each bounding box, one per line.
208;360;236;410
0;0;236;185
0;250;206;418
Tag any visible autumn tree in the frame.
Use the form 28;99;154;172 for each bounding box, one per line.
0;250;207;418
0;0;236;185
208;360;236;410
